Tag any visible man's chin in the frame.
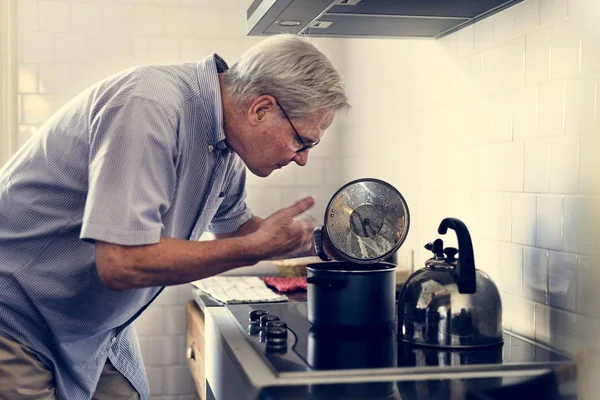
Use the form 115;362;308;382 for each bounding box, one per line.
249;167;272;178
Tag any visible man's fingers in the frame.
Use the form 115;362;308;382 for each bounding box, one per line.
280;197;315;219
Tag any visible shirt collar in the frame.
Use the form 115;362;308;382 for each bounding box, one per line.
214;53;229;73
196;53;231;152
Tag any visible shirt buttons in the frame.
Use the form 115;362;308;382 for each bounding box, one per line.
111;337;117;344
208;145;214;153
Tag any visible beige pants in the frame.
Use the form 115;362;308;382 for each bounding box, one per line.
0;334;140;400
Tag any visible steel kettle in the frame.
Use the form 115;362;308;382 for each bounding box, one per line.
398;217;503;348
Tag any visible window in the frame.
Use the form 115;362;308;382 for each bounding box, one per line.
0;0;17;166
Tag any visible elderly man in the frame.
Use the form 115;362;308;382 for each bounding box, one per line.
0;34;349;399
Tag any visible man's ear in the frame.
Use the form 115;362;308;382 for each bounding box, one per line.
248;95;276;125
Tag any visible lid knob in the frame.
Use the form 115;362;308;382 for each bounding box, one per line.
443;247;458;261
425;239;444;258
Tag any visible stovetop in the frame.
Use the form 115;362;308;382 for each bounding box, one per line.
226;302;569;375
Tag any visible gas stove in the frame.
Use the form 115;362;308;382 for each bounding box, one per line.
225;302;569;376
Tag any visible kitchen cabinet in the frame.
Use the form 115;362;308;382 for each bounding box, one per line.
186;301;206;400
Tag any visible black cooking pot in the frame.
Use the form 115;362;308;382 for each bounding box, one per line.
306;261;396;328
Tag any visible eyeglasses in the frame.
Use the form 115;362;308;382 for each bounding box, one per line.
275;101;320;153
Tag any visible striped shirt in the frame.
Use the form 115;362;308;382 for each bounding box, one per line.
0;54;252;399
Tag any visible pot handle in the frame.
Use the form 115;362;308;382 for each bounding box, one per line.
306;276;348;292
438;217;476;294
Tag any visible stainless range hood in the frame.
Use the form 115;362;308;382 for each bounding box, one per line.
247;0;523;39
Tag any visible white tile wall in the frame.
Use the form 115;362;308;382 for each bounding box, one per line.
513;84;537;139
564;196;595;255
21;31;54;61
514;0;540;36
548;136;579;193
538;79;566;138
525;28;551;85
539;0;568;28
523;246;548;303
338;0;600;357
565;74;596;137
578;255;600;319
523;138;549;192
474;17;495;51
38;1;69;33
490;90;513;142
580;135;600;194
501;141;524;191
551;22;581;80
548;250;577;311
18;64;37;93
512;194;537;246
536;194;563;250
15;0;345;397
499;242;523;295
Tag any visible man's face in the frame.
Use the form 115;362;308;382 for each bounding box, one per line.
240;96;335;177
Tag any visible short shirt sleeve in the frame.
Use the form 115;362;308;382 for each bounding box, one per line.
207;156;253;235
80;97;178;245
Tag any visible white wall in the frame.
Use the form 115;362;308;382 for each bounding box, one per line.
15;0;344;399
338;0;600;356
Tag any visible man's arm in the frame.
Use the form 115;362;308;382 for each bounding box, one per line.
95;198;315;290
96;235;262;290
213;215;263;239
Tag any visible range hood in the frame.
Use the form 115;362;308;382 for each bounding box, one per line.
247;0;523;39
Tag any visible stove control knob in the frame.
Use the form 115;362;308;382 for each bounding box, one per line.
249;309;268;324
259;314;280;328
266;327;287;342
266;320;287;330
265;327;288;353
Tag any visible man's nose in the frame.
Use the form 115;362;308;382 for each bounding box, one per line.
293;151;309;166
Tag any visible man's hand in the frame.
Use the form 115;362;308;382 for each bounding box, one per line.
249;197;316;260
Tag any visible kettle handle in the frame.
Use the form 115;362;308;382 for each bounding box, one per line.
438;218;476;294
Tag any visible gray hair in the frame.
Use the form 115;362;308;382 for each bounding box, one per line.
222;34;350;119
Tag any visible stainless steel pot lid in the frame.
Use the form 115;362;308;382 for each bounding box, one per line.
324;178;410;264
